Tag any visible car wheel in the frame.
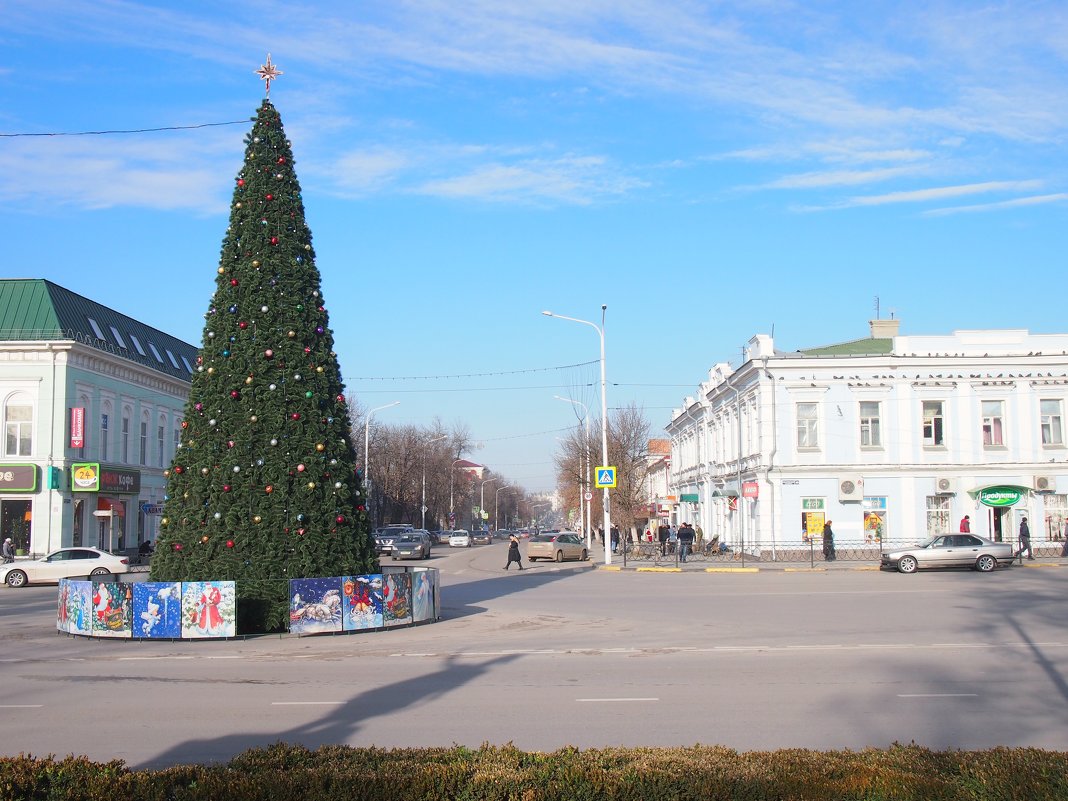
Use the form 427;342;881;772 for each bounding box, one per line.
90;568;111;577
5;570;27;588
975;554;997;572
528;557;538;562
580;549;588;561
555;550;564;563
897;555;918;574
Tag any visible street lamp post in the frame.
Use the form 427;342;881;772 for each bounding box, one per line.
543;306;612;564
449;458;468;526
421;434;447;531
495;484;517;531
364;401;400;527
531;502;551;532
554;395;590;549
479;477;498;530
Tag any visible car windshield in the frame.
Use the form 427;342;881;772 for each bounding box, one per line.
396;536;420;543
531;535;555;542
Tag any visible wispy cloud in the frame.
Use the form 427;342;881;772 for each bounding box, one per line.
847;180;1045;207
763;165;923;189
923;193;1068;216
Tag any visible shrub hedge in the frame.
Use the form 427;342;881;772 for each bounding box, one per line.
2;743;1065;801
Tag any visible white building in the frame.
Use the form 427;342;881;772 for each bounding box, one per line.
665;320;1068;553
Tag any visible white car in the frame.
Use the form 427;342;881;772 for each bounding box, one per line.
1;547;130;588
448;530;472;548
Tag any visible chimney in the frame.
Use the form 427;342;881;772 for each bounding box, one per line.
869;318;900;339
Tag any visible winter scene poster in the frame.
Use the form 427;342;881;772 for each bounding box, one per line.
133;582;183;639
343;574;382;631
383;572;412;628
181;581;236;638
412;568;436;622
289;577;343;634
90;582;132;638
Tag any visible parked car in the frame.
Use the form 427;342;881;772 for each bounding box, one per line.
880;534;1015;574
391;531;434;561
527;532;588;563
1;547;130;588
448;530;472;548
436;530;453;545
471;530;492;545
374;525;413;555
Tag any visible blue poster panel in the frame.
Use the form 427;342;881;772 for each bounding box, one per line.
133;583;183;639
412;569;435;622
343;574;382;631
383;572;412;627
91;582;132;638
64;580;93;635
57;579;72;632
181;581;236;638
289;577;343;634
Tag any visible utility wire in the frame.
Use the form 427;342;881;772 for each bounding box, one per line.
0;120;250;138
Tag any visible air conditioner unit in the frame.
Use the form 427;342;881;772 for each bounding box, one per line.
936;477;957;494
1033;475;1057;493
838;476;864;502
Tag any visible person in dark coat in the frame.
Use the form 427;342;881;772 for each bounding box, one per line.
677;522;696;562
657;523;670;556
1016;517;1033;560
822;521;836;562
504;533;524;570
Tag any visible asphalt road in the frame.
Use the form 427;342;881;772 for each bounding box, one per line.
1;542;1066;768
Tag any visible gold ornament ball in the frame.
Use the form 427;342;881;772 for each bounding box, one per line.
316;366;324;373
207;367;215;374
218;267;226;275
316;443;325;452
201;535;209;544
287;330;296;338
161;517;169;526
250;415;258;423
307;481;316;489
245;376;254;385
252;260;261;268
253;515;262;524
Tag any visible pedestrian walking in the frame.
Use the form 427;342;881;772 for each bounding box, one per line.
610;527;619;554
822;521;836;562
2;537;13;564
1061;519;1068;558
1016;516;1034;560
657;523;670;556
677;521;696;562
959;515;970;533
504;533;524;570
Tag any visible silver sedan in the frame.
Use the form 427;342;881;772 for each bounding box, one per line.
880;534;1014;574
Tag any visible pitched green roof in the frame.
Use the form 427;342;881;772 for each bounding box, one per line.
797;337;893;356
0;279;198;381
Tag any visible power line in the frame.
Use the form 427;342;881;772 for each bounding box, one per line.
0;120;251;138
351;360;597;381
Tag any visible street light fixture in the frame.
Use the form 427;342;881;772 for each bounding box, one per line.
421;434;447;531
543;306;612;564
495;484;518;531
364;401;400;527
449;458;469;526
530;501;551;533
479;477;498;530
554;395;591;549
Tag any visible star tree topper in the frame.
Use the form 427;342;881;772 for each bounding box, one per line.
255;53;283;96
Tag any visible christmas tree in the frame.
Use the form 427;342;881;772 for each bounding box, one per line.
151;73;376;632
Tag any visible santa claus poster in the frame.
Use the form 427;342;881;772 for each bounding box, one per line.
342;574;383;631
289;578;343;635
133;582;183;639
62;580;93;635
90;582;132;638
382;571;412;628
181;581;236;638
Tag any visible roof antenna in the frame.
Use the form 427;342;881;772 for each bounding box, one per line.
873;295;881;320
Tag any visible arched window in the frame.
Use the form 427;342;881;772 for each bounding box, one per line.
157;414;167;468
4;393;33;457
139;411;150;465
121;406;132;463
100;401;112;461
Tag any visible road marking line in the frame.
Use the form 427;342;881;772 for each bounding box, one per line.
897;694;978;698
0;704;43;708
118;656;195;661
577;697;659;703
271;701;345;706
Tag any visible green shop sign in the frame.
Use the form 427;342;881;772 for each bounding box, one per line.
978;486;1024;507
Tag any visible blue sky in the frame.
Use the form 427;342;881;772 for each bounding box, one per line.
2;1;1066;491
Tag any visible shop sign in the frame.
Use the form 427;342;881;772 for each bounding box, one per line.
71;463;100;492
101;468;140;494
141;502;164;515
680;493;700;502
978;486;1023;507
0;463;37;493
801;497;824;510
70;407;85;448
742;481;759;499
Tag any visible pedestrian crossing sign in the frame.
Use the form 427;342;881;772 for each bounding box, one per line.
595;466;617;488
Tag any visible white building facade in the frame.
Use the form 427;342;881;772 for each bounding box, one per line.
665;320;1068;553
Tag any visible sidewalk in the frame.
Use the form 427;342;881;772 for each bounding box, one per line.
593;553;1066;573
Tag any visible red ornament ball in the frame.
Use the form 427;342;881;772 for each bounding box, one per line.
226;539;235;548
270;236;279;245
230;278;239;287
223;484;231;492
174;543;183;551
291;412;301;421
230;390;239;399
336;515;345;524
266;194;273;201
237;178;245;187
357;504;365;512
265;485;274;494
264;349;274;359
174;465;184;474
239;321;248;330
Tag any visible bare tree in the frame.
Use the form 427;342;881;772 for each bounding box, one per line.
607;403;653;537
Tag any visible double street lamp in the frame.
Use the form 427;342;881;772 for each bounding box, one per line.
479;477;498;530
421;434;447;530
495;484;518;530
554;395;591;549
543;306;612;564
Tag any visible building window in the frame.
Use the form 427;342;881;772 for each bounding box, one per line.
157;422;165;468
922;401;944;446
4;397;33;457
109;326;128;349
926;495;950;537
859;401;881;447
796;402;819;449
100;407;110;461
981;400;1004;446
121;411;131;463
1040;399;1063;446
139;419;148;465
1044;494;1067;541
173;427;180;457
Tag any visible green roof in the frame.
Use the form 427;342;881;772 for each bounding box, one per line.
797;337;893;356
0;279;198;381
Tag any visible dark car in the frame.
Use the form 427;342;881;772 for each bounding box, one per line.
471;530;492;545
374;525;413;555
